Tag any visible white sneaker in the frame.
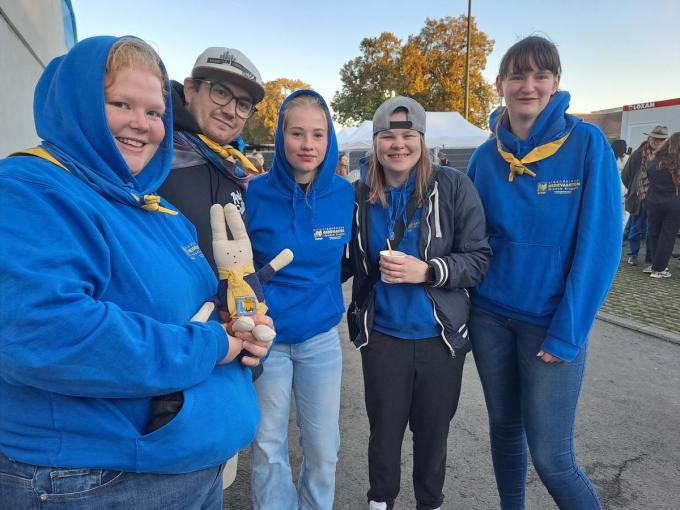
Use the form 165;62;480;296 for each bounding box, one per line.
642;265;653;274
650;269;672;279
369;501;388;510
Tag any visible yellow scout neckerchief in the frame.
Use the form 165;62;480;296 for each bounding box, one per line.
13;147;178;216
218;263;268;319
496;134;570;182
198;134;262;175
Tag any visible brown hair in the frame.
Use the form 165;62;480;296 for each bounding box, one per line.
105;38;166;99
498;35;561;80
367;131;432;208
653;132;680;170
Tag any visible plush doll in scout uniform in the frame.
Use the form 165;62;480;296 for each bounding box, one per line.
210;203;293;343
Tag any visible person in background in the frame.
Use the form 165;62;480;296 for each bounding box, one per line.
251;150;267;172
336;151;350;177
612;139;630;233
645;132;680;278
343;96;491;510
0;36;270;509
437;150;449;167
467;35;621;510
246;90;354;510
621;125;668;267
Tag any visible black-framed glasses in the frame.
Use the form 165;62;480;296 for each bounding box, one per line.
195;79;257;119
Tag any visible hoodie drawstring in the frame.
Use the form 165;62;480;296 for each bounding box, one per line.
433;182;442;238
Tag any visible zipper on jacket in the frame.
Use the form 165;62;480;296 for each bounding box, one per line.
423;185;456;358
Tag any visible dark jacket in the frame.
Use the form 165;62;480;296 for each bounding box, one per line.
621;140;649;215
646;156;680;202
158;81;245;274
342;165;491;356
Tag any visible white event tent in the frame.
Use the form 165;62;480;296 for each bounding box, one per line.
337;112;489;152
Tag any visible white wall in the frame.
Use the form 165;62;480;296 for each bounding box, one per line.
0;0;68;157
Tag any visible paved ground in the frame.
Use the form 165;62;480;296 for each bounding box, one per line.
601;237;680;336
223;275;680;509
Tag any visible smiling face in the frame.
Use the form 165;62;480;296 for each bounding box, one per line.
496;59;560;130
283;104;328;184
183;77;251;145
375;110;422;186
105;66;166;176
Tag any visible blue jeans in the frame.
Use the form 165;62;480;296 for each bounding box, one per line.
627;202;652;261
251;327;342;510
469;308;601;510
0;451;223;509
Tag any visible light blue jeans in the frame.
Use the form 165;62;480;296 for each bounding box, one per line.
469;307;601;510
251;326;342;510
0;451;223;509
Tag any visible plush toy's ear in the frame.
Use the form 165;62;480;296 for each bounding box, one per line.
223;204;248;242
210;204;229;245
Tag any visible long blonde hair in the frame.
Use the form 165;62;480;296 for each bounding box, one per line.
366;133;432;207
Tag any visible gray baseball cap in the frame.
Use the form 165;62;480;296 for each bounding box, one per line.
191;47;265;103
372;96;426;135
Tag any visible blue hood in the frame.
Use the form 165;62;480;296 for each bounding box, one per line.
34;35;174;202
268;89;338;197
489;91;580;157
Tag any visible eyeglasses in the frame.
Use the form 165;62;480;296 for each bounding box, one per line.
195;79;257;119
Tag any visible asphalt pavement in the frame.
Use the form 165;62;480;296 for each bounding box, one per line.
223;271;680;510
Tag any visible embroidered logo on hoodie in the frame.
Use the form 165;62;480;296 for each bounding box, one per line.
182;242;205;259
537;179;581;195
313;226;346;241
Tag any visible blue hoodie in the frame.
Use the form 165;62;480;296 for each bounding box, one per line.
245;90;353;344
0;36;258;473
467;91;621;361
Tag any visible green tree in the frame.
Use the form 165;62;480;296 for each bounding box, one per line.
242;77;311;144
332;16;495;128
330;32;403;126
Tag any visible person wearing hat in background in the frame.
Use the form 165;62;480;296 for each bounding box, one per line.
437;150;449;167
342;96;491;510
621;125;668;268
159;47;266;274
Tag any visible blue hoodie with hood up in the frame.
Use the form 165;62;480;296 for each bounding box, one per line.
245;90;353;344
0;36;258;473
467;91;621;361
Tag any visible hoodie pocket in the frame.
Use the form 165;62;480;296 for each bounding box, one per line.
265;281;345;342
479;238;566;316
135;363;258;473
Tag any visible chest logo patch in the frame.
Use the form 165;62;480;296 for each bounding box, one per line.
537;179;581;196
182;242;205;260
313;226;346;241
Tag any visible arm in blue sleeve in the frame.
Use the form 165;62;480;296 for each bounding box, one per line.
541;130;623;361
0;176;229;398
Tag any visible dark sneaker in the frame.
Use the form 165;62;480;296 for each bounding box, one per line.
627;256;638;266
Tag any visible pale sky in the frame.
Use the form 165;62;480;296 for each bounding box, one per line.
72;0;680;123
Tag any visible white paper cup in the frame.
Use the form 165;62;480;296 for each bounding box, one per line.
379;250;406;283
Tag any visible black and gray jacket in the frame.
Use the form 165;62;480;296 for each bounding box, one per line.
158;81;246;274
341;165;492;356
